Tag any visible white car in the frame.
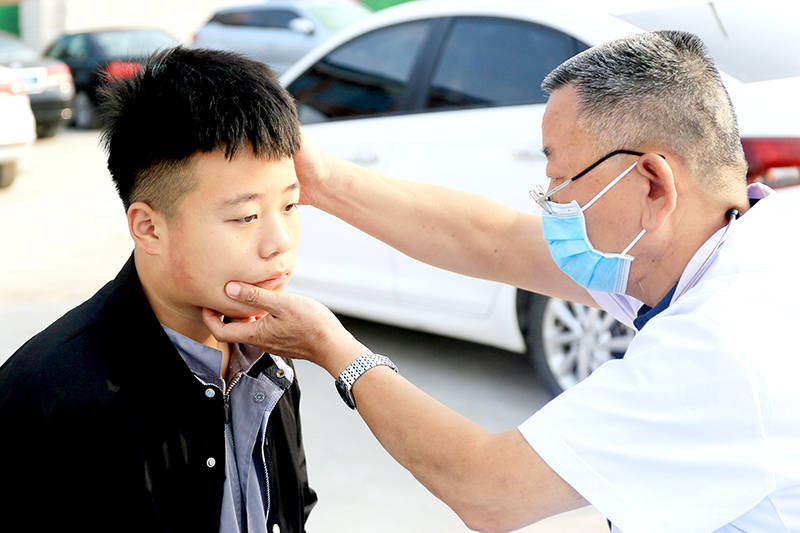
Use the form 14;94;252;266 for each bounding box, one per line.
192;0;371;75
280;0;800;395
0;65;36;188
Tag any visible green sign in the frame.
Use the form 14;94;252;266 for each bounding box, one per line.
0;4;19;36
361;0;416;12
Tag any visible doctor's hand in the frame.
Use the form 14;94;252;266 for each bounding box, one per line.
292;130;334;208
202;281;369;377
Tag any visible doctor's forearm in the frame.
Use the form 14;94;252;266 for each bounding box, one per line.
350;366;535;532
311;334;585;532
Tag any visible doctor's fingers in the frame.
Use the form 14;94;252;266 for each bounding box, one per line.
202;308;256;344
225;282;284;314
225;282;339;332
202;308;297;357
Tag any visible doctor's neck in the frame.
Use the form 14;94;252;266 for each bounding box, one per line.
626;185;747;308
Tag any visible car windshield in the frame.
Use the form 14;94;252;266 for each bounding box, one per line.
617;1;800;83
0;38;40;63
93;30;179;58
306;4;370;31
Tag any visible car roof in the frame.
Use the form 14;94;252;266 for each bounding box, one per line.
280;0;640;83
279;0;800;138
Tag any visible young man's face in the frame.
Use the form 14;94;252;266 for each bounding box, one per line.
161;148;300;319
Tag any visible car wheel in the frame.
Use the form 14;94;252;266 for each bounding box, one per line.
36;122;61;138
0;161;17;188
521;292;634;397
72;91;100;129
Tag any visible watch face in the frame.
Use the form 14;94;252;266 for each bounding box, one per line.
335;378;355;409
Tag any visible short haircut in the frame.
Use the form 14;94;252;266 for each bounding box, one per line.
542;30;747;193
100;47;301;217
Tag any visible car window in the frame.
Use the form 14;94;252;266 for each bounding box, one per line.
64;34;90;60
211;10;258;26
426;17;587;110
93;30;178;58
288;20;432;123
617;2;800;82
210;8;298;29
264;9;300;29
45;37;69;59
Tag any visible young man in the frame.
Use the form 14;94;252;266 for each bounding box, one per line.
0;47;315;532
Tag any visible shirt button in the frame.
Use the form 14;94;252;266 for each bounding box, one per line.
254;391;266;403
206;457;216;468
275;369;285;379
272;524;280;533
204;388;216;398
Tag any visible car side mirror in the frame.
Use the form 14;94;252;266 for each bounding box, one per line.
288;17;315;35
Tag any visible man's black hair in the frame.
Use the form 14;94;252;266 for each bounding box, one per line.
99;46;301;213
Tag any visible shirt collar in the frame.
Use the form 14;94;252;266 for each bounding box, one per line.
161;325;268;387
633;282;677;331
671;182;774;305
634;183;774;331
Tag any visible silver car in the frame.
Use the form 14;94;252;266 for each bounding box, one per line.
0;65;36;188
192;0;371;75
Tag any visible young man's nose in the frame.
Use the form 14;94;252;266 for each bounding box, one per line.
258;216;293;258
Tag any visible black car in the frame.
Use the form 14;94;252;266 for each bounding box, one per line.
44;28;180;129
0;31;75;138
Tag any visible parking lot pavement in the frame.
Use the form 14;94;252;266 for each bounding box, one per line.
0;129;610;532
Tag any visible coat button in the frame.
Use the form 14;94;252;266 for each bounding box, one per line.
275;369;285;379
206;457;216;468
205;388;216;398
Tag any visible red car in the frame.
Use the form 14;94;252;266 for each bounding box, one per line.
44;28;180;129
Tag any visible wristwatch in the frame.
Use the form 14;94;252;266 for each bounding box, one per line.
335;353;398;409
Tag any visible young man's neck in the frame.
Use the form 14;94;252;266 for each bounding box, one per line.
134;251;232;378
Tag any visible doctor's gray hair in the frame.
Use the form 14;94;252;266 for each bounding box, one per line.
542;30;747;193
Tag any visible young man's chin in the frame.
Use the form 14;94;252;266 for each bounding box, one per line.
199;298;267;322
221;305;269;322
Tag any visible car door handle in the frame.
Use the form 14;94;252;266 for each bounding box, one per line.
349;152;378;165
511;148;544;161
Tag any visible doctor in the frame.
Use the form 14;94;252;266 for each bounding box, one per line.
204;31;800;532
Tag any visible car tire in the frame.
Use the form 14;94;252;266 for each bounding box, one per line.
519;291;634;397
72;91;101;129
36;122;61;138
0;161;17;188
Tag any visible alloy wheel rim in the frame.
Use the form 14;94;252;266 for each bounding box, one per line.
542;298;634;390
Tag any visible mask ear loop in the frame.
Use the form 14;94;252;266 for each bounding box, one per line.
621;228;647;255
580;161;639;212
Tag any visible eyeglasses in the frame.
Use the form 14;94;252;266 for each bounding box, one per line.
530;149;650;214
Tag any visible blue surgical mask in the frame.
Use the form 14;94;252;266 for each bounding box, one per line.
538;161;646;294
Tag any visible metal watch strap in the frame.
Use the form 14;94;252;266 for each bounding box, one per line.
335;353;398;409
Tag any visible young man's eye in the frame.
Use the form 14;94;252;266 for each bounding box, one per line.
237;214;258;223
284;203;298;213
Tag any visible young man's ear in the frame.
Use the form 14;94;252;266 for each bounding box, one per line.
127;201;167;255
637;152;678;233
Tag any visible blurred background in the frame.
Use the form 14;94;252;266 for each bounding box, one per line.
1;0;799;531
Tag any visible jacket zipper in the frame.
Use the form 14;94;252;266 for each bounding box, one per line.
223;372;245;423
226;370;274;526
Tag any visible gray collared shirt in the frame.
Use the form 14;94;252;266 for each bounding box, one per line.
163;326;294;533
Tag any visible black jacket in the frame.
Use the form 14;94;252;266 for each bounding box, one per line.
0;256;316;532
